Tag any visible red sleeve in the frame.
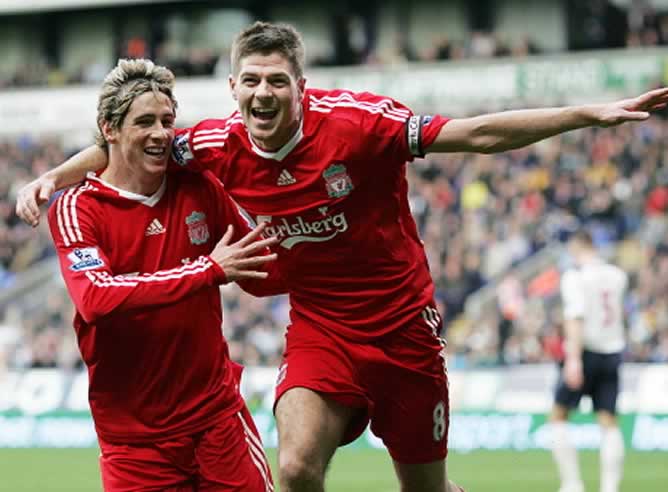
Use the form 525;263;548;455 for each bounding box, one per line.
315;90;448;162
169;115;242;181
204;171;287;297
48;190;226;324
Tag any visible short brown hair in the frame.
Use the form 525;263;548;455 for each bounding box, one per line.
570;229;594;248
95;58;177;148
231;21;305;79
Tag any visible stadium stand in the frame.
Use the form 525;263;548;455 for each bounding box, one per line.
3;117;668;372
2;0;668;375
2;0;667;89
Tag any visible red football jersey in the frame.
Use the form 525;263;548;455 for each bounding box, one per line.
48;169;283;443
172;88;449;341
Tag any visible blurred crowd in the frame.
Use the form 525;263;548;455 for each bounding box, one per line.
0;138;62;287
3;112;668;372
1;30;544;90
4;0;668;89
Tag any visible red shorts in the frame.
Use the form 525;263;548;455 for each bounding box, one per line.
275;304;449;464
99;404;273;491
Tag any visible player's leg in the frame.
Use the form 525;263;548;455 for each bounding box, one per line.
99;436;196;491
392;460;465;492
196;405;274;491
275;387;359;492
273;317;369;492
549;403;583;492
592;352;624;492
596;410;624;492
365;305;463;492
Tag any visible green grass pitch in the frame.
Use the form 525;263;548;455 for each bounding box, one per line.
0;448;666;491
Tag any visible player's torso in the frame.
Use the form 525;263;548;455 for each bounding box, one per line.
91;177;218;275
577;263;626;353
79;174;223;355
76;176;234;436
224;123;415;280
210;112;433;336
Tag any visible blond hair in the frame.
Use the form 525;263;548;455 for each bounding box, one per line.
95;58;177;148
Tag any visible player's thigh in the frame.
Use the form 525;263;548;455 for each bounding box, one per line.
591;353;622;415
196;406;273;492
366;312;449;465
275;316;370;451
99;437;194;492
554;375;584;411
275;387;358;472
393;459;446;492
370;365;449;464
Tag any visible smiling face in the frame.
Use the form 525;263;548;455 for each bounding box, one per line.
229;52;305;152
104;91;175;179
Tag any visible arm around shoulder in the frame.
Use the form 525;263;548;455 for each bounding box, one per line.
16;145;109;227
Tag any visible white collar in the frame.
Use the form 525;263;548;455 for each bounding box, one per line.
87;172;166;207
248;119;304;162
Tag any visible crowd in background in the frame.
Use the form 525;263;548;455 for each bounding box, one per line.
0;138;62;288
0;30;544;89
2;110;668;372
3;0;668;89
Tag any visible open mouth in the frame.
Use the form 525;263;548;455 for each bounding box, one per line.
144;146;166;158
251;108;278;121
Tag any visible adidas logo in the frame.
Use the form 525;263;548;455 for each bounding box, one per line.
277;169;296;186
145;218;166;236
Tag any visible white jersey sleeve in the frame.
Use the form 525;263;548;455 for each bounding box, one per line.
561;269;586;320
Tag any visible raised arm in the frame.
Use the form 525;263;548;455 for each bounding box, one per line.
16;145;108;227
426;87;668;154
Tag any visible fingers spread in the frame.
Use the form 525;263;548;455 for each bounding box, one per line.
236;270;269;280
235;254;278;269
220;225;234;246
241;236;278;256
236;222;268;248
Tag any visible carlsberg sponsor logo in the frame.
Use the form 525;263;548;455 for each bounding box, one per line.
258;212;349;249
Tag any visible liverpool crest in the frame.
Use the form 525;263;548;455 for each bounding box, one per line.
323;163;353;198
185;211;210;245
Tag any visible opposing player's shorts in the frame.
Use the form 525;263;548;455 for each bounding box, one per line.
99;404;272;491
275;304;450;464
555;350;623;414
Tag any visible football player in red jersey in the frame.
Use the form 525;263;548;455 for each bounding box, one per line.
16;22;668;492
47;58;280;491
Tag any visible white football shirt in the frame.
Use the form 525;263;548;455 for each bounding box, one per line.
561;257;628;353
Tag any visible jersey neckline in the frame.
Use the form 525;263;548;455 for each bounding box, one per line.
86;172;166;207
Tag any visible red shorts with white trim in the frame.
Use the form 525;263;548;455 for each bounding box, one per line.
275;304;450;464
99;404;273;491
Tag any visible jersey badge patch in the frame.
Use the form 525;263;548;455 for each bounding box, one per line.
185;211;210;245
68;247;104;272
323;163;353;198
172;132;193;167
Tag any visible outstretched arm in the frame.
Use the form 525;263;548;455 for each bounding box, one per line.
426;87;668;154
16;145;108;227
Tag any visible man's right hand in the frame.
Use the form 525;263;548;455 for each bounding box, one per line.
563;357;584;390
209;222;278;282
15;175;57;227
